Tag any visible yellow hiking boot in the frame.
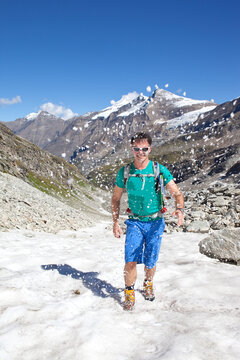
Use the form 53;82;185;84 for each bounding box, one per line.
143;280;155;301
123;289;135;311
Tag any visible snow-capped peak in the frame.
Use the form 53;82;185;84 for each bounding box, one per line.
154;89;214;107
92;92;144;120
25;111;41;121
24;111;59;121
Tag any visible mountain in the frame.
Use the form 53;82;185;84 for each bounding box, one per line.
88;96;240;189
0;122;106;214
4;111;69;149
3;89;217;178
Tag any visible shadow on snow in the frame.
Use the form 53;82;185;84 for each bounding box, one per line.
41;264;123;305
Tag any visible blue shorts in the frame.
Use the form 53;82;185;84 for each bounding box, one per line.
124;218;165;269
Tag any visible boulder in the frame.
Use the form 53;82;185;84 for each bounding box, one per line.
198;229;240;265
186;220;210;233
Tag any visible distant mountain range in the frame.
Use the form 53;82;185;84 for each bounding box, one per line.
3;89;240;188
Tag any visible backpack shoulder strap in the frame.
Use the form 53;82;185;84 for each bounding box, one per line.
153;161;160;178
124;163;131;185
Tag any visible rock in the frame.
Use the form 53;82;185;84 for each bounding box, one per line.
198;229;240;265
190;210;206;219
225;209;239;221
223;188;237;197
209;184;228;194
235;204;240;213
233;189;240;196
211;197;231;207
186;220;210;233
214;206;229;216
164;218;178;225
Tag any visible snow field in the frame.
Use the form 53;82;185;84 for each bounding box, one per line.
0;222;239;360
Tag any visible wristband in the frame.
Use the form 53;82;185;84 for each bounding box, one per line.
176;208;184;214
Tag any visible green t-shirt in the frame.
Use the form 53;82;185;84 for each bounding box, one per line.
115;160;174;221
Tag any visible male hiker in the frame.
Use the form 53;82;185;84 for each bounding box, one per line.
111;132;184;310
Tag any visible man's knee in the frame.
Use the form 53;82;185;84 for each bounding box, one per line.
125;261;137;271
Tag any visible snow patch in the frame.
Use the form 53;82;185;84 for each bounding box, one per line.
154;106;216;128
0;226;239;360
92;92;140;120
25;111;41;121
155;89;214;108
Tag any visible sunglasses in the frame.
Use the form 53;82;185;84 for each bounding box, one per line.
132;147;150;152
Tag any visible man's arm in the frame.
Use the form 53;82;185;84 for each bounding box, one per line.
111;185;124;238
166;180;184;226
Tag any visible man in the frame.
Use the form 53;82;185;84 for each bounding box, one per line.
112;132;184;311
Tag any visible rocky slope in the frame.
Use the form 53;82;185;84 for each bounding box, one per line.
0;172;95;232
0;122;107;216
175;182;240;233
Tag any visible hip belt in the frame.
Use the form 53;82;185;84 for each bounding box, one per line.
126;207;167;219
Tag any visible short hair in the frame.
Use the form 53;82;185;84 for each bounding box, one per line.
131;132;152;146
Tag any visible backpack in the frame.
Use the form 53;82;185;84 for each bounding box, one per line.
123;161;167;214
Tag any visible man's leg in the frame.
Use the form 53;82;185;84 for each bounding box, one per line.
123;220;144;310
142;219;165;301
144;265;156;281
123;262;137;310
124;261;137;287
143;266;156;301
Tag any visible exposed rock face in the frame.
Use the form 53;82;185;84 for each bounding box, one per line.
4;111;68;149
164;181;240;233
198;229;240;265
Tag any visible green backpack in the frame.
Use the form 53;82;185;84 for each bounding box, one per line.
123;161;167;214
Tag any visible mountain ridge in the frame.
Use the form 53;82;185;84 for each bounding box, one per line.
3;89;239;188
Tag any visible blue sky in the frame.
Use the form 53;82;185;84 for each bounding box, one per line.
1;0;240;122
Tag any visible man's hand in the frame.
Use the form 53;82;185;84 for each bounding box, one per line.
166;180;184;227
113;222;122;238
172;209;184;226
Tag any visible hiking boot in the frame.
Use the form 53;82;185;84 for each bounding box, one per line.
143;280;155;301
123;289;135;311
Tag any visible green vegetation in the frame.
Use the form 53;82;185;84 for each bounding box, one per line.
27;171;70;198
77;179;87;187
83;192;94;201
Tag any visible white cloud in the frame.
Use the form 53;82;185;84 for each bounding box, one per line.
0;95;22;106
40;102;78;120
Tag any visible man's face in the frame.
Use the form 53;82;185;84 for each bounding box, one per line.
131;139;151;162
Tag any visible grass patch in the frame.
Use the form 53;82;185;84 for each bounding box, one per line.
27;171;70;198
